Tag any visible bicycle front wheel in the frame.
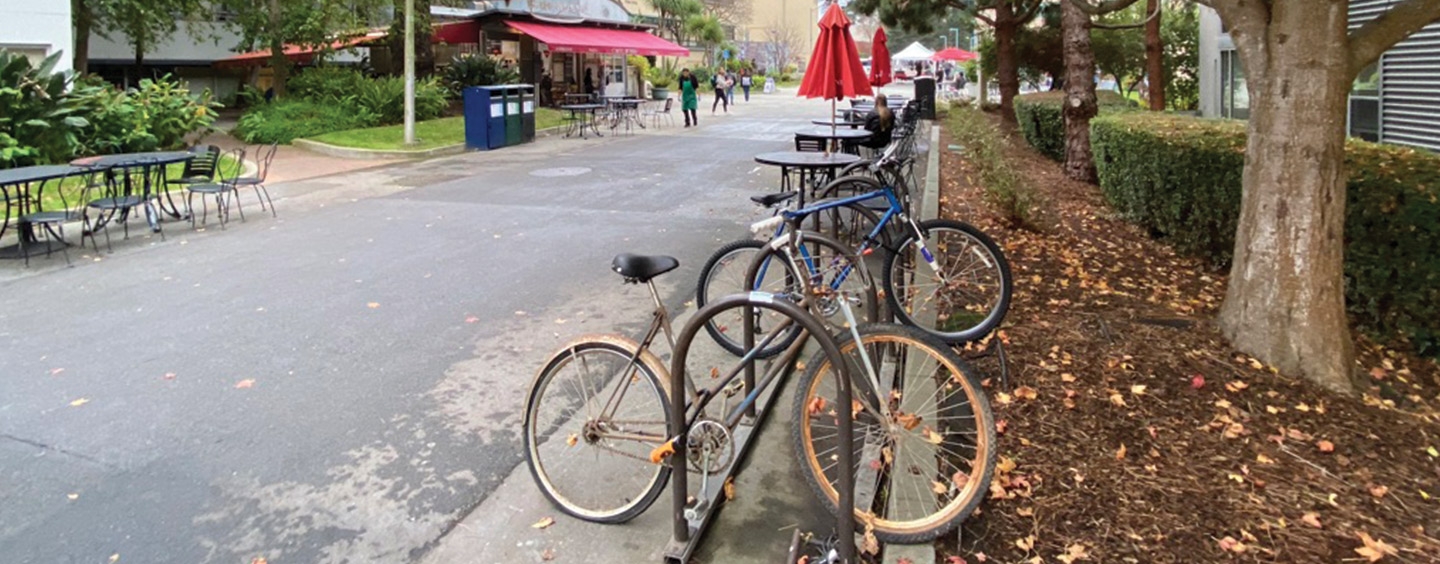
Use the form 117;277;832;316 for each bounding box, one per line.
884;219;1012;343
524;336;673;523
696;239;804;358
792;324;997;543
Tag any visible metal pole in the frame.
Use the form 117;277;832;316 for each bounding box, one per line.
403;0;416;145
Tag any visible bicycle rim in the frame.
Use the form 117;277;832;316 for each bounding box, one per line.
525;338;671;523
697;240;803;357
792;324;997;542
885;220;1012;343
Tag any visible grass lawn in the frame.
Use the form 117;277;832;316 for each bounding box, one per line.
3;156;244;221
308;108;566;152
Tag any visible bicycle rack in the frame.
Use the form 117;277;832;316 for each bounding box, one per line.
664;293;859;564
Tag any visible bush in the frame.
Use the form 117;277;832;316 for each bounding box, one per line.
350;76;446;125
442;54;519;97
0;50;87;168
948;105;1042;229
71;75;218;154
1013;91;1134;161
1090;112;1440;355
290;66;368;102
234;99;378;144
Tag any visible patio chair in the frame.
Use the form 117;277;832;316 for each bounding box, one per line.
165;145;222;190
794;134;827;153
649;97;675;128
185;147;247;229
82;166;161;252
17;171;98;267
230;143;278;217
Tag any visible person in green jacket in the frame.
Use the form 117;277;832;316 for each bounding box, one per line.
679;68;700;127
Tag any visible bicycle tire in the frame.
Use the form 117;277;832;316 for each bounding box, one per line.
883;219;1012;343
791;323;997;543
695;239;805;358
524;335;673;523
743;231;880;333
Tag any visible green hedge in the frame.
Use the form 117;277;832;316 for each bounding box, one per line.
1091;112;1440;355
1014;91;1135;161
234;100;377;144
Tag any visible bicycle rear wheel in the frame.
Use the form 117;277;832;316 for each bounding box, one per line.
696;239;804;358
524;336;672;523
792;324;997;543
884;219;1012;343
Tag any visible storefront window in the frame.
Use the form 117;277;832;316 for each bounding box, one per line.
1220;50;1249;120
1349;62;1380;141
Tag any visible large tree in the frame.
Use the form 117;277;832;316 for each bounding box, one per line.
220;0;387;97
1164;0;1440;392
71;0;206;76
851;0;1045;127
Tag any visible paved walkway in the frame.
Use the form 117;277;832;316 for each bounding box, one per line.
199;129;403;186
0;86;921;564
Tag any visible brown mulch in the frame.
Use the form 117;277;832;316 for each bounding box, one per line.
935;111;1440;564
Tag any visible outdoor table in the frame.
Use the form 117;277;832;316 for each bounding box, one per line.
753;151;862;208
813;118;866;129
0;164;91;259
72;150;195;232
796;127;873;155
607;98;646;134
560;104;606;139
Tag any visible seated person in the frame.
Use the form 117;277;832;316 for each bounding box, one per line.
861;93;896;149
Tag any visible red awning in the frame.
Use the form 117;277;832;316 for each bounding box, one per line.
507;21;688;57
434;20;480;44
214;34;382;68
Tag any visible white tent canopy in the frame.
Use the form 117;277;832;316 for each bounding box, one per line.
890;42;935;62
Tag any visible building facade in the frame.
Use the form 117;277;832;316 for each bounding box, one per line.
0;0;73;74
1198;3;1440;151
619;0;819;71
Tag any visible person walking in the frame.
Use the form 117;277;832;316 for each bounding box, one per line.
740;69;752;102
711;69;730;114
679;68;701;127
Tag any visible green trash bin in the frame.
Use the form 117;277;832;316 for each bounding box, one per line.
505;86;522;146
519;85;536;143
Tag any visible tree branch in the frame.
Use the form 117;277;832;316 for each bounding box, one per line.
1017;0;1046;23
1066;0;1143;16
1092;0;1160;30
1348;0;1440;77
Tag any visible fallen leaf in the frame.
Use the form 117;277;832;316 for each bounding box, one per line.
68;398;90;407
1060;372;1077;383
975;553;988;562
896;412;922;431
1130;384;1147;396
1225;380;1249;392
807;397;827;416
1109;392;1127;407
923;427;944;445
861;523;880;555
946;556;968;564
163;372;176;380
366;302;381;309
1057;543;1089;564
1218;536;1246;553
540;548;556;561
897;558;914;564
66;493;79;500
1256;454;1276;465
710;367;720;379
1301;512;1322;528
1355;531;1397;562
250;559;267;564
50;368;65;376
995;419;1008;434
1115;443;1127;460
1317;440;1335;453
1014;386;1038;401
723;477;736;501
1369;485;1389;498
465;316;479;324
109;555;120;563
532;517;555;529
932;480;948;495
1016;506;1034;517
1015;535;1035;552
995;392;1013;406
565;434;578;447
234;379;256;389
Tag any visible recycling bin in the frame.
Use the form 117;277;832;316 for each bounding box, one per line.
463;86;508;150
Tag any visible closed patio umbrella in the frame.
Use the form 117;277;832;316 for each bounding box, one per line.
870;27;892;88
798;3;873;141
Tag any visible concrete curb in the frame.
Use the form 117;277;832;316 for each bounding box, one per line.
293;125;569;161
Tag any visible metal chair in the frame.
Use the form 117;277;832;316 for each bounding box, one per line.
231;143;278;217
165;145;222;190
186;147;247;229
649;97;676;128
82;164;163;252
794;134;827;153
18;171;96;266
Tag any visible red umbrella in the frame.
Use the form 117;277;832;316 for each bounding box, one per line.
931;47;978;62
869;27;892;88
799;3;873;141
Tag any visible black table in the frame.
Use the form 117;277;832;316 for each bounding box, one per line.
606;98;646;134
560;104;606;139
0;165;91;259
72;151;195;232
813;118;866;129
754;151;862;207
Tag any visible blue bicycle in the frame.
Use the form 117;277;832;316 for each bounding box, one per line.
697;155;1012;356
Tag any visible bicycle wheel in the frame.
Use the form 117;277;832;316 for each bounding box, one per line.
817;175;901;248
696;239;804;357
747;231;879;332
811;199;884;249
792;324;997;543
524;336;672;523
884;219;1012;343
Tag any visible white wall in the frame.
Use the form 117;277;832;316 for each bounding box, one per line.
0;0;74;74
1197;7;1223;118
89;22;247;64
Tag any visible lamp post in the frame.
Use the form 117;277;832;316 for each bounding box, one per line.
940;35;948;49
403;0;415;145
950;27;961;50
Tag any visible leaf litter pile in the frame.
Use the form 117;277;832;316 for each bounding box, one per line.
937;113;1440;563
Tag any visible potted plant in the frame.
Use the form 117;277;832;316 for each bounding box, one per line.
650;74;673;100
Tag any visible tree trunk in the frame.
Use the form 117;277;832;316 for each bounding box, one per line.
1219;5;1355;393
1061;0;1098;183
1145;0;1164;110
268;0;288;98
133;36;146;81
73;0;91;75
993;2;1021;127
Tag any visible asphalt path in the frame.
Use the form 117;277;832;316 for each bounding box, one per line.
0;92;854;563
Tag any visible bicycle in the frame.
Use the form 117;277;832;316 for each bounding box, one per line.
524;250;996;546
697;145;1013;348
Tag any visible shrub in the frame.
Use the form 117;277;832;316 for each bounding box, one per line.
0;50;87;168
1013;90;1134;161
70;75;219;155
235;99;378;144
352;76;446;125
442;54;519;97
290;66;368;101
948;105;1042;229
1090;111;1440;355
